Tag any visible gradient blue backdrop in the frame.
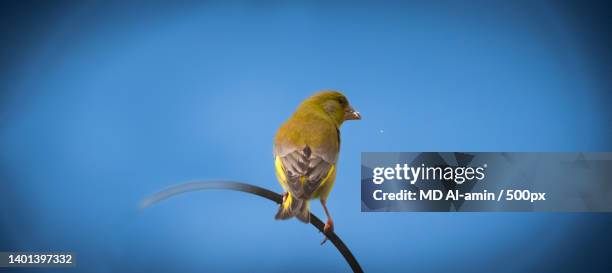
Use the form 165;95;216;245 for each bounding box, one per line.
1;1;611;272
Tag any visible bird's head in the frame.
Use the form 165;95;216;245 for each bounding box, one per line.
301;90;361;126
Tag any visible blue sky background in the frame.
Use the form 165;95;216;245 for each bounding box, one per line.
1;1;611;272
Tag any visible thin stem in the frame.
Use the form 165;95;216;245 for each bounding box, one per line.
140;180;364;273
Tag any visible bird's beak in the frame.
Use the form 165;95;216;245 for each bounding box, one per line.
344;107;361;120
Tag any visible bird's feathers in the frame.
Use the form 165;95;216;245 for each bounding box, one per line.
274;101;340;164
274;193;310;223
274;151;335;200
274;152;335;222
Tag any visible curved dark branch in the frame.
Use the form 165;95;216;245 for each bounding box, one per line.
141;181;364;273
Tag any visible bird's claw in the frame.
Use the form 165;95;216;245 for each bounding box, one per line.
282;192;288;204
320;236;329;245
320;219;334;245
324;219;334;233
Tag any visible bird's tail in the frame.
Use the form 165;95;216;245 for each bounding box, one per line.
275;194;310;223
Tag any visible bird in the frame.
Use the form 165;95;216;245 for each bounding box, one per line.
273;90;360;242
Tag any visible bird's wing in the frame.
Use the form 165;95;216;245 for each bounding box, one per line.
274;146;335;200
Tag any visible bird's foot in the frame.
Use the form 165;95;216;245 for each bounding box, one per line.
320;219;334;245
282;192;288;204
324;219;334;233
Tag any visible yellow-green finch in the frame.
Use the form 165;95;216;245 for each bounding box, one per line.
273;91;360;235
